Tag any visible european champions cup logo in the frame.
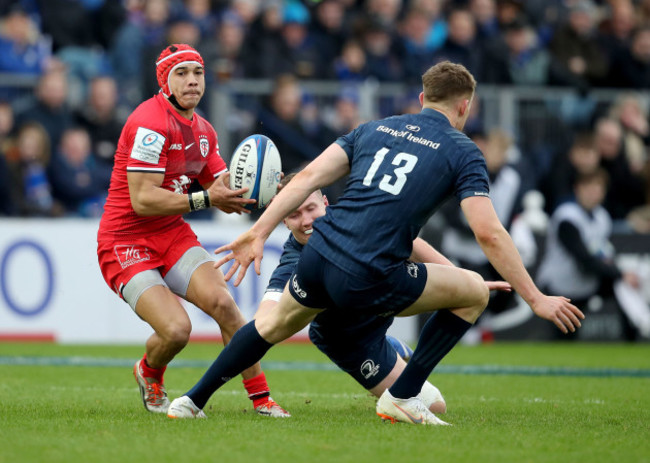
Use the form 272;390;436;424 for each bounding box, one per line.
143;133;158;146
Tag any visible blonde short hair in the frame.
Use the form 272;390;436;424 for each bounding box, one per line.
421;61;476;104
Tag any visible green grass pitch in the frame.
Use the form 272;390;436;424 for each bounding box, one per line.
0;342;648;463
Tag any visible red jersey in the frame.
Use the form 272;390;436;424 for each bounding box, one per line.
98;93;227;239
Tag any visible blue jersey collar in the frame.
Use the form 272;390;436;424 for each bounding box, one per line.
288;233;305;251
420;107;451;126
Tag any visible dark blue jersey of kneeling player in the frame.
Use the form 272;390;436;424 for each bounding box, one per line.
266;234;399;388
267;234;394;347
307;108;489;278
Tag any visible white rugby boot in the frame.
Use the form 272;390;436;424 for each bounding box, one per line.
376;390;450;425
254;398;291;418
418;381;446;413
167;396;207;419
133;359;170;413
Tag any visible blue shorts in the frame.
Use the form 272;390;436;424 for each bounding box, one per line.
308;314;397;389
288;244;428;317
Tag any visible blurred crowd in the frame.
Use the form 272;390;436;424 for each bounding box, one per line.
0;0;649;230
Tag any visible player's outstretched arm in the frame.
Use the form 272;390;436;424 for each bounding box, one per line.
461;196;585;333
214;229;266;286
249;142;350;238
215;143;350;285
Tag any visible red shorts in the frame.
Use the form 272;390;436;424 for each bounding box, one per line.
97;222;201;298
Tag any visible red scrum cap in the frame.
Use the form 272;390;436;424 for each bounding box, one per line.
155;44;204;97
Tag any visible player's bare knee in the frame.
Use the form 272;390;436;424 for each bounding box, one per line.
208;295;246;332
158;321;191;349
469;270;489;309
430;400;447;415
460;270;488;320
257;318;293;344
200;288;238;319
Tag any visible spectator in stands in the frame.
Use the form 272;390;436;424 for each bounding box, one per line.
110;0;172;107
200;10;248;83
5;121;63;217
432;8;483;80
363;0;403;26
323;86;364;136
359;16;403;82
255;74;322;175
548;0;609;89
15;66;73;149
0;4;51;76
399;7;437;84
520;0;564;47
608;94;650;175
483;15;551;85
608;26;650;89
39;0;113;106
333;39;368;82
536;169;650;340
409;0;447;51
38;0;101;52
310;0;349;67
606;95;650;230
598;0;637;63
180;0;218;40
229;0;260;26
299;92;338;149
240;0;284;78
74;75;124;171
540;131;600;213
93;0;128;51
495;0;525;28
49;126;111;217
253;1;324;79
470;0;499;41
593;117;647;225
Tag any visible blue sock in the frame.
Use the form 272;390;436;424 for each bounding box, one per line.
186;321;273;409
389;310;472;400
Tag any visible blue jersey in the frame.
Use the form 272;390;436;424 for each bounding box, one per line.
266;233;303;295
265;233;394;345
307;108;489;278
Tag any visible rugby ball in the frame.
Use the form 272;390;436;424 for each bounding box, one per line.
386;335;414;362
229;134;282;209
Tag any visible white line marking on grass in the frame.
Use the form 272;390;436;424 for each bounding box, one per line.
2;356;649;378
42;385;370;401
475;395;606;405
40;384;607;408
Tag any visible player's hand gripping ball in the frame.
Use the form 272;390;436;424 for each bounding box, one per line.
229;134;282;209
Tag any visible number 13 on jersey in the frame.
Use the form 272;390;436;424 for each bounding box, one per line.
362;147;418;195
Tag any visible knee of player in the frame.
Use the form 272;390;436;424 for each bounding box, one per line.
208;294;245;329
469;270;490;310
201;288;236;316
430;399;447;415
160;321;192;348
421;381;447;414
